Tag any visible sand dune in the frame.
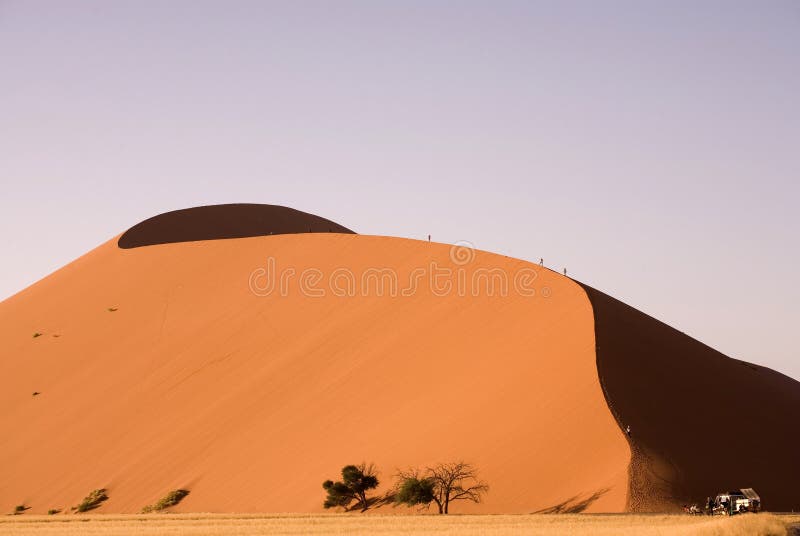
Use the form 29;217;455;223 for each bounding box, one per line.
581;284;800;512
1;205;796;515
0;216;627;514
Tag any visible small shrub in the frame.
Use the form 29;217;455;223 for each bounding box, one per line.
141;489;190;513
47;508;60;515
75;489;108;512
107;308;118;312
33;332;42;338
395;475;436;507
14;504;27;514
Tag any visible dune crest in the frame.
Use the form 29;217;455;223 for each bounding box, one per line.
117;204;354;249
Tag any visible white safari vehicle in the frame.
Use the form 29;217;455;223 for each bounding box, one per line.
713;488;761;515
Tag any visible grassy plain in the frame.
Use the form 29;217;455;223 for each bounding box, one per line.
1;513;797;536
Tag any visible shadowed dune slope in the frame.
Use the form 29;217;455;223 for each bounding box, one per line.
0;234;629;514
117;204;354;248
579;284;800;512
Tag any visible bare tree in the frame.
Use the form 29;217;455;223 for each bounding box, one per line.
395;462;488;514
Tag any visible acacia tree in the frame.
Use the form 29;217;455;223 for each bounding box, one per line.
322;463;379;511
393;468;436;510
395;462;488;514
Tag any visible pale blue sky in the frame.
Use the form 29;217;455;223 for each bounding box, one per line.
1;1;798;379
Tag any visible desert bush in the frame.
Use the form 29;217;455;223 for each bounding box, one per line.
141;489;190;513
14;504;26;514
32;332;42;338
394;472;436;508
74;489;108;512
322;463;379;511
47;508;60;515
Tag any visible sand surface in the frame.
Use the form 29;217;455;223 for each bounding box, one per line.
0;233;628;514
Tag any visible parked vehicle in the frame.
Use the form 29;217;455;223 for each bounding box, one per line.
712;488;760;515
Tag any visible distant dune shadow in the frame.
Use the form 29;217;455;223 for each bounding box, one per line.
118;204;355;249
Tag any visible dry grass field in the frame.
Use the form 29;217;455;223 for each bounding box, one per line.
1;513;797;536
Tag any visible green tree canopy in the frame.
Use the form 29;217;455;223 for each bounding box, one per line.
395;475;436;507
322;463;379;511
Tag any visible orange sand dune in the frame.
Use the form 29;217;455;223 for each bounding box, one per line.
3;205;797;515
0;231;628;514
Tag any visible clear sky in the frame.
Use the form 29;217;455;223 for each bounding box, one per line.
1;1;798;380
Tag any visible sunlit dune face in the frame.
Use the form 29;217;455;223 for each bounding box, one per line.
0;233;628;514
